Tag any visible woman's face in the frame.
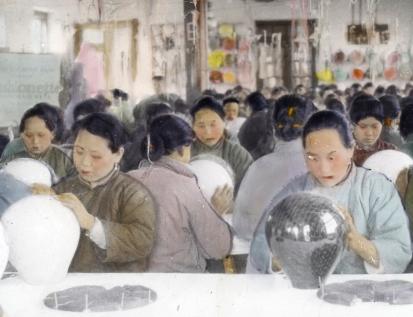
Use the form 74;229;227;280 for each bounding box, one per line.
73;129;123;182
22;116;54;155
353;117;383;148
193;109;225;146
304;129;354;187
224;102;239;121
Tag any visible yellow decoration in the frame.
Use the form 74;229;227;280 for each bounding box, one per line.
208;50;225;70
316;69;334;83
218;24;235;38
223;71;236;84
287;106;296;117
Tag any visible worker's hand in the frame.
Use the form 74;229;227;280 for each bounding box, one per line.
57;193;95;230
337;205;380;268
211;184;234;215
31;183;55;196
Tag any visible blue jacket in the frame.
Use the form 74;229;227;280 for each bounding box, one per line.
249;165;412;274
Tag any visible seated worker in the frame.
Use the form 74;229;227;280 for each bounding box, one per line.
190;96;253;194
1;103;74;179
233;94;313;240
349;94;396;166
249;110;411;274
223;97;246;142
129;114;232;272
45;113;156;272
379;94;403;148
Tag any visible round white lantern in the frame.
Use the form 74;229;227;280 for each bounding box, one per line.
2;158;53;187
2;195;80;284
189;154;234;202
0;223;9;279
363;150;413;183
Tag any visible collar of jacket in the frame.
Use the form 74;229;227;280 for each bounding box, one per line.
78;164;119;189
193;137;224;151
156;156;194;178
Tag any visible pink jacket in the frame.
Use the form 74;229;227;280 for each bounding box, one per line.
128;157;232;272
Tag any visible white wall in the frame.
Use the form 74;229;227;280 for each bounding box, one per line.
209;0;413;89
0;0;186;103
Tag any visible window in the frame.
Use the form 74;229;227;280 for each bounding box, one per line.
31;11;48;53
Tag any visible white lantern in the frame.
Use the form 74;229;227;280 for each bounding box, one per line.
0;223;8;279
363;150;413;183
189;154;234;202
2;195;80;284
2;158;54;187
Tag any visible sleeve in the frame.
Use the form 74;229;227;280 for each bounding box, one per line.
87;217;107;249
248;179;300;274
187;187;232;260
367;175;412;273
100;183;156;263
231;144;253;193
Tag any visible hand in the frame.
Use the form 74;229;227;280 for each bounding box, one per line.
31;183;56;196
57;193;95;230
211;184;234;215
337;205;380;268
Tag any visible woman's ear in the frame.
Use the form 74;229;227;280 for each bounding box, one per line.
115;147;125;163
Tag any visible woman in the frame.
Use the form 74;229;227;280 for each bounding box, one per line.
233;94;313;240
249;110;411;274
52;112;156;272
1;103;74;179
190;96;253;193
129;114;232;273
349;94;396;166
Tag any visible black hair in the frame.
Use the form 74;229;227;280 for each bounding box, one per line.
399;106;413;139
0;134;10;157
223;97;240;106
190;96;225;120
273;94;313;142
72;112;129;153
325;98;345;114
385;85;400;96
374;85;385;98
401;97;413;111
245;91;268;112
349;94;384;124
379;95;400;119
143;114;194;161
19;103;63;140
145;102;173;126
363;82;374;90
302;110;354;149
324;93;338;105
271;86;288;96
73;98;106;122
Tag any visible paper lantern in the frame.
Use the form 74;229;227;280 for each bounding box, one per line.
332;50;346;64
189;155;234;203
0;223;8;279
2;195;80;284
351;68;365;81
363;150;413;183
208;50;225;69
384;67;398;81
2;158;53;187
349;50;364;65
334;68;348;81
316;69;333;82
266;192;346;289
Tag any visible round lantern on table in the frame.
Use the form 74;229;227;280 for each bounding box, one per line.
2;195;80;285
265;192;346;289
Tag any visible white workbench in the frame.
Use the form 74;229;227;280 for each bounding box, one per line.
0;273;413;317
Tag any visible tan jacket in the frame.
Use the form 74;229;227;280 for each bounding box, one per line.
129;157;232;272
54;170;156;272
